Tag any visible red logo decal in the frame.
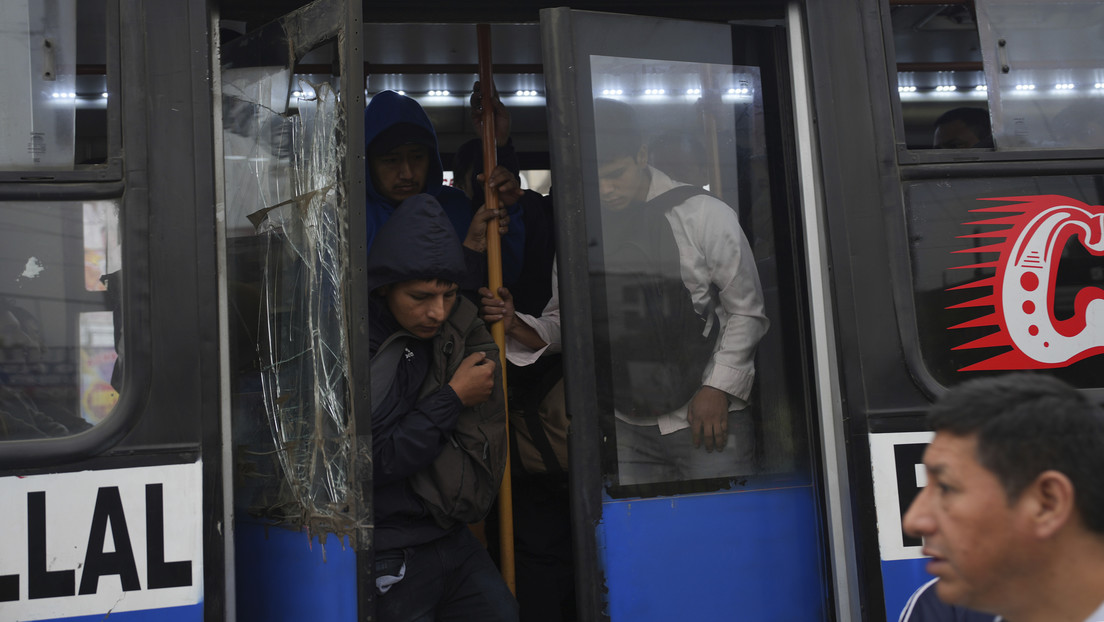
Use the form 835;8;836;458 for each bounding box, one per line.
949;195;1104;371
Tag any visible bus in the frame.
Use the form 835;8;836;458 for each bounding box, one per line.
1;0;1101;620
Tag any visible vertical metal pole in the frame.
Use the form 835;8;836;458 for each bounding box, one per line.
477;22;517;594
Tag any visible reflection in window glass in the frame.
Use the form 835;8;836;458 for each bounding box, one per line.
585;56;773;490
0;200;121;440
891;2;991;149
976;0;1104;149
79;311;117;424
84;200;119;290
0;0;109;171
0;0;78;170
906;176;1104;389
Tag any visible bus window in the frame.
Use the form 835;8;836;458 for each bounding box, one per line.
0;199;121;440
221;33;358;532
893;0;1104;152
0;0;120;445
975;0;1104;150
890;2;991;150
906;175;1104;389
578;53;809;497
0;0;109;171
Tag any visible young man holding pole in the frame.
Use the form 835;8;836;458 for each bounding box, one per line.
367;193;518;622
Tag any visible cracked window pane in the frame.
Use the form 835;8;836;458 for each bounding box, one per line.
224;70;357;538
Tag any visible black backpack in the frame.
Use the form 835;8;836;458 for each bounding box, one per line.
596;185;721;418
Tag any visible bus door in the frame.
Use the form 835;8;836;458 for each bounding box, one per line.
0;1;221;620
539;8;847;620
217;0;369;620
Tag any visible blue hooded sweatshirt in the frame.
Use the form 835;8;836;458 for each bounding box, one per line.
363;90;525;288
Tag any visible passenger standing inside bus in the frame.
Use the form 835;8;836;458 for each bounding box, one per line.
455;133;574;622
364;88;525;291
932;107;992;149
902;372;1104;622
481;97;769;486
366;193;518;622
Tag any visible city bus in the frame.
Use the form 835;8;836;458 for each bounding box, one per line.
1;0;1101;620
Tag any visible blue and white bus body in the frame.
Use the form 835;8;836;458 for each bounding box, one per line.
1;1;1101;621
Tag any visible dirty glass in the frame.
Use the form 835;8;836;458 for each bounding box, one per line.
0;199;121;440
223;65;356;535
889;2;991;150
581;55;801;495
0;0;109;171
976;0;1104;149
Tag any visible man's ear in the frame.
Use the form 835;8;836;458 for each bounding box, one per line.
635;144;649;168
1024;470;1076;539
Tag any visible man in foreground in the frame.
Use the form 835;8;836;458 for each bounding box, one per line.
903;372;1104;622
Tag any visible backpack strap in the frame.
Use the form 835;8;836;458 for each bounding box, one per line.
370;334;409;413
644;184;713;212
646;183;726;323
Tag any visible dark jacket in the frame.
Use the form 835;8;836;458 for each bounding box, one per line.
363;90;525;288
367;195;506;551
899;579;997;622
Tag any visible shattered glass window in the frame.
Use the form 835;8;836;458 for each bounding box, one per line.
224;70;357;537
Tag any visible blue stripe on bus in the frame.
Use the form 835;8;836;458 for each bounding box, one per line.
235;520;357;622
881;557;935;621
600;483;827;621
38;603;203;621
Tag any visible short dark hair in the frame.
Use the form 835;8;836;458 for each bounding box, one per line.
593;98;643;165
928;373;1104;533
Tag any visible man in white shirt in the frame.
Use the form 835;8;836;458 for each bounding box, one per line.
903;372;1104;622
480;98;768;486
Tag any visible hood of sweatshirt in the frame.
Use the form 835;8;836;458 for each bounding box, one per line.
364;193;466;294
363;90;446;207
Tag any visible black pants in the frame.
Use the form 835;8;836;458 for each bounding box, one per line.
486;472;576;622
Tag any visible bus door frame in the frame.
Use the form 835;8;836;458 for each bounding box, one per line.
539;6;859;620
216;0;369;618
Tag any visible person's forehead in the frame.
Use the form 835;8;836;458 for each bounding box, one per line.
597;155;637;174
390;143;429;156
925;431;982;472
395;279;457;294
936;119;975;136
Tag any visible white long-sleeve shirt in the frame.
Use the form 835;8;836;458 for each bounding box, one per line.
506;167;769;434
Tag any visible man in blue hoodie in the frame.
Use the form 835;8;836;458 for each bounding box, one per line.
367;193;517;621
364;89;525;291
